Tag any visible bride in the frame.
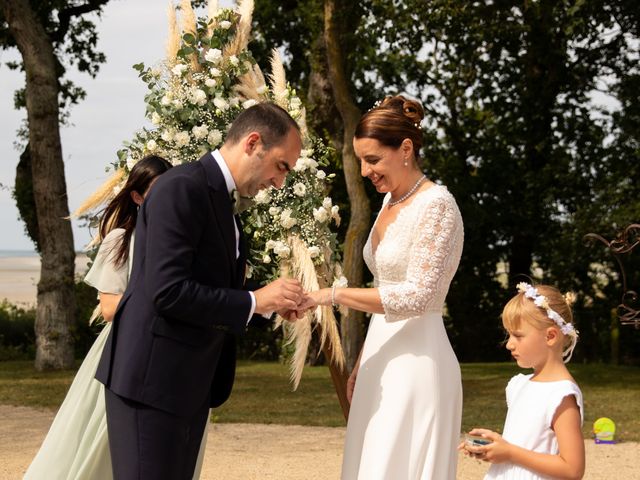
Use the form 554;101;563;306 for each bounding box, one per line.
302;95;464;479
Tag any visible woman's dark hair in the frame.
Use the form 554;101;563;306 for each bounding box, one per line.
99;155;172;267
355;95;425;162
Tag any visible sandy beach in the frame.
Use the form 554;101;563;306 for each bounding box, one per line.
0;253;90;306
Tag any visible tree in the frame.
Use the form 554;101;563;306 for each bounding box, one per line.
249;0;639;363
0;0;109;369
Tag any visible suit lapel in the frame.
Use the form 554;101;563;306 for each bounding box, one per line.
235;215;247;287
201;153;237;279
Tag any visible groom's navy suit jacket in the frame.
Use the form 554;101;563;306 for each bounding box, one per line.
96;153;252;417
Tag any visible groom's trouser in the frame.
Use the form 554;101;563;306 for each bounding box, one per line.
105;388;209;480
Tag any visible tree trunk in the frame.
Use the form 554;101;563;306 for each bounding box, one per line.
2;0;76;370
324;0;370;372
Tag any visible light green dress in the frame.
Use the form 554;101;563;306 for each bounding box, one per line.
24;229;209;479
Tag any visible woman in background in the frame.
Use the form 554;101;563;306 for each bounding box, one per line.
25;156;177;479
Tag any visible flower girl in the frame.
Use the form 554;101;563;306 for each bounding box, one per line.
461;283;585;480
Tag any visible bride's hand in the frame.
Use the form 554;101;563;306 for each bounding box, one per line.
298;288;332;310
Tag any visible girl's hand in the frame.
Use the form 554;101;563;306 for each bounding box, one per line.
465;428;512;464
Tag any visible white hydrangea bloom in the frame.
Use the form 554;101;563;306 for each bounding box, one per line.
290;97;302;110
192;125;209;140
174;131;190;147
207;129;222;146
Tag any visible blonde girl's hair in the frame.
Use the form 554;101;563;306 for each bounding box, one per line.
502;284;579;362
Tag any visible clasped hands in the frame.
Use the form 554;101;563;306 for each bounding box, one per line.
253;278;333;322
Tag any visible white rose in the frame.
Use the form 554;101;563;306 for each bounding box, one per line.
268;206;280;216
146;140;158;152
213;96;229;111
262;254;271;264
205;78;217;88
160;95;172;106
172;100;183;110
192;125;209;140
207;129;222;146
322;197;333;210
265;240;276;251
151;112;162;125
219;20;232;29
316;170;326;180
204;48;222;64
191;89;207;106
209;67;222;77
174;131;190;147
293;157;308;172
313;206;329;223
229;55;239;66
242;99;258;109
279;209;297;229
172;64;187;76
273;242;291;258
293;182;306;197
300;148;313;158
254;189;271;204
308;246;320;258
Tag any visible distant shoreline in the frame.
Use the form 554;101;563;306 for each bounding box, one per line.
0;253;90;306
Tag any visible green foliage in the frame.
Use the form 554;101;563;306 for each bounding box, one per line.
0;301;35;361
0;0;109;134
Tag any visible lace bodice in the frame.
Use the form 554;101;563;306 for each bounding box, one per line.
364;185;464;322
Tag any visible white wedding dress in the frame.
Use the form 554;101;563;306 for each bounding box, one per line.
341;185;464;480
24;229;209;479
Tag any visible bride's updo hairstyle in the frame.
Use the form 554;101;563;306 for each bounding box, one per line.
355;95;425;164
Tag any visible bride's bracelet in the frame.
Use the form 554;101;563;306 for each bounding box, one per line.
331;285;337;307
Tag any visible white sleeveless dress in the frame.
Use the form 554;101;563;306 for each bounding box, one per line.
341;185;464;480
484;374;584;480
24;229;209;479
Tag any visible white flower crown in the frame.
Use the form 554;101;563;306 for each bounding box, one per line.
516;282;575;335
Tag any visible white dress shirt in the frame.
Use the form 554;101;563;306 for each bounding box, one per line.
211;150;256;324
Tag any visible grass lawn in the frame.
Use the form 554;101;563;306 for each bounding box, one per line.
1;360;638;441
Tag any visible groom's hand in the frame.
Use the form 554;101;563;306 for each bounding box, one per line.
254;278;304;315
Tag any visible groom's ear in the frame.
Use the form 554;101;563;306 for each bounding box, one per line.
243;132;261;154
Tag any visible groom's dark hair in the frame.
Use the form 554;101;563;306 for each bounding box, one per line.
225;102;300;150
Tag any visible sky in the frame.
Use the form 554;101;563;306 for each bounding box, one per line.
0;1;232;251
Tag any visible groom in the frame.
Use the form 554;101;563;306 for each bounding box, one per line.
96;103;304;479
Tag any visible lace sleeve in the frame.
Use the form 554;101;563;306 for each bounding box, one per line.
378;194;461;321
